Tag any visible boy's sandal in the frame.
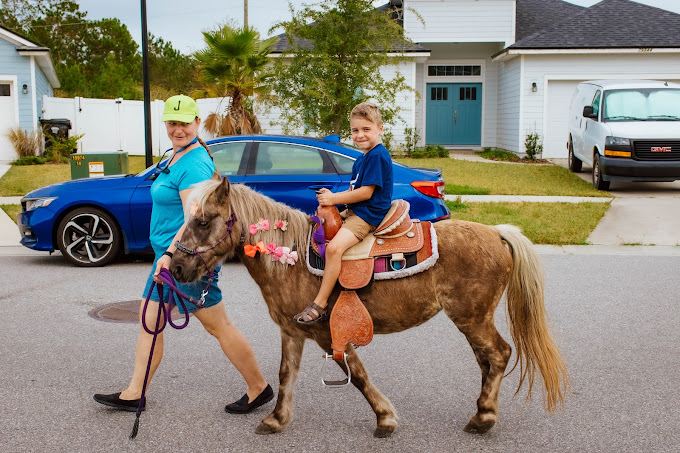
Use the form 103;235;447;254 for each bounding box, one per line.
294;302;328;324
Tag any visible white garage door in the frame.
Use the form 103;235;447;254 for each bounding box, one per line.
544;80;579;159
0;82;18;162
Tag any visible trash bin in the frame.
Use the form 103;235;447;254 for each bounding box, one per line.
70;152;129;179
39;118;72;153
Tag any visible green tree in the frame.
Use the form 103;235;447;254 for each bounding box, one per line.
269;0;416;138
193;24;278;136
1;1;143;99
148;33;200;98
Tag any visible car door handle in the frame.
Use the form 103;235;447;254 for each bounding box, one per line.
308;184;334;191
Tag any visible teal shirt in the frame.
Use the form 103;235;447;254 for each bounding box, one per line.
149;146;215;256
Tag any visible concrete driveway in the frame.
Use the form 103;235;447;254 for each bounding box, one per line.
553;160;680;246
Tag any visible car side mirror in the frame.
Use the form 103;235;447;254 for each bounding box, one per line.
582;106;598;119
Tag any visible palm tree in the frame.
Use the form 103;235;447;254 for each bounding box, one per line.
194;25;278;136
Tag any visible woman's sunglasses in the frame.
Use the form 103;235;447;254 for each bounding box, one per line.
155;148;173;174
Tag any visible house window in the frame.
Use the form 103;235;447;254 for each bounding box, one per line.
428;65;481;77
460;87;477;101
431;87;448;101
0;84;10;96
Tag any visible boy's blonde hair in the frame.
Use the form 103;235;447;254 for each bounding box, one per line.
350;102;382;126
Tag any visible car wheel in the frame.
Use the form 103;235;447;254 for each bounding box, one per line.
592;153;610;191
568;138;582;173
56;207;120;267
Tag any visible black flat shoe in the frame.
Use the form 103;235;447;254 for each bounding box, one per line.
224;384;274;414
93;392;145;412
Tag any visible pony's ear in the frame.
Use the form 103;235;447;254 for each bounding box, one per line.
214;174;230;203
211;171;222;182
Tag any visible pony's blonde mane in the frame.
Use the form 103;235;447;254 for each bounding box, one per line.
190;179;310;274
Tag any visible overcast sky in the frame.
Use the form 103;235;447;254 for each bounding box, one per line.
75;0;680;55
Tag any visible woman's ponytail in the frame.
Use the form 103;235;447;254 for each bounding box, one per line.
196;136;213;159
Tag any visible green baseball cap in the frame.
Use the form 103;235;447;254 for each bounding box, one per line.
162;95;199;123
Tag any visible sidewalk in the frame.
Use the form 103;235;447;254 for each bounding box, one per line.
0;162;21;246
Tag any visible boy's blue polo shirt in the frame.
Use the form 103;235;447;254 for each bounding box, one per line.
349;143;393;226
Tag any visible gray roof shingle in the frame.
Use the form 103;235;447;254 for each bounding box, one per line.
511;0;680;49
515;0;586;41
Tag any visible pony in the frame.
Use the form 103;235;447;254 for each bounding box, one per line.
170;176;567;437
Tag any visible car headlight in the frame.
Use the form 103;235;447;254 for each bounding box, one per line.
24;197;57;211
605;136;630;146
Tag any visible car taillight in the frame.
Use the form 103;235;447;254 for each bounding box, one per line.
410;181;445;198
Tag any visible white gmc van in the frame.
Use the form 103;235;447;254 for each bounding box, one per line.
567;80;680;190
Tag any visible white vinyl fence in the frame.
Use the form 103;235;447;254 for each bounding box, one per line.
42;93;413;156
41;96;287;156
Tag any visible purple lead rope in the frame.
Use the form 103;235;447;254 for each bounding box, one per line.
129;268;199;439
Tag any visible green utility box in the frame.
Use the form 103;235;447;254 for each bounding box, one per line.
70;152;129;179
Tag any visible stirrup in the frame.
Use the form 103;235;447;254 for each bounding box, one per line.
321;352;351;387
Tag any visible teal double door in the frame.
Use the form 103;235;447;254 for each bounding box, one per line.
426;83;482;145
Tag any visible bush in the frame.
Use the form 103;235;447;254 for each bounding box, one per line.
46;133;84;163
7;127;42;158
403;127;421;157
382;129;394;151
13;156;47;165
410;144;449;159
524;132;543;161
479;147;519;161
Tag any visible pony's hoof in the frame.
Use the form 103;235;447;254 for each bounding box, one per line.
373;426;395;438
463;420;495;434
255;422;281;435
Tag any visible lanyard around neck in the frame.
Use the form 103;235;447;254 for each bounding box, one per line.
159;137;199;174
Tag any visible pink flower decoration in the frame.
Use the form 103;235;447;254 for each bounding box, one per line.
275;220;288;231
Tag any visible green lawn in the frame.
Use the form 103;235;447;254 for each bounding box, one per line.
447;200;610;245
1;204;21;223
395;157;609;197
0;156;152;197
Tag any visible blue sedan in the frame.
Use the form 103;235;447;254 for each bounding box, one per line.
18;135;450;266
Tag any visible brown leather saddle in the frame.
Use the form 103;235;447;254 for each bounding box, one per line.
311;200;436;385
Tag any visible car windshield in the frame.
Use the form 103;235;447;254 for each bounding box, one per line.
603;88;680;121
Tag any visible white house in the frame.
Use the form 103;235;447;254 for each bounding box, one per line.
273;0;680;158
0;25;60;161
409;0;680;157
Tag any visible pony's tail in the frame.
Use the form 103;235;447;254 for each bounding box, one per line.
494;224;568;412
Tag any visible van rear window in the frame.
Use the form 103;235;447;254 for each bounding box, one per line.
603;89;680;121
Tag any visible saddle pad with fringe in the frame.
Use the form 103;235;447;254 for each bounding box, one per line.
306;221;439;284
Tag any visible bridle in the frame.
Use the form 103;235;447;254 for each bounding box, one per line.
174;211;238;304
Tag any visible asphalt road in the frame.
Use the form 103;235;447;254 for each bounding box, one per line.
1;253;679;452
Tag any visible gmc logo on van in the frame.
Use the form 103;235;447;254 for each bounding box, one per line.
651;146;672;153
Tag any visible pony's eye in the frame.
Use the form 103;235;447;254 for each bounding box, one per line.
197;220;210;228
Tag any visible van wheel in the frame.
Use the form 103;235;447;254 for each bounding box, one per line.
592;154;610;190
568;139;582;172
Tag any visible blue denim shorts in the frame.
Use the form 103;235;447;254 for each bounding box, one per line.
142;258;222;314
